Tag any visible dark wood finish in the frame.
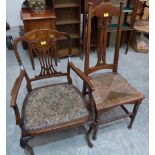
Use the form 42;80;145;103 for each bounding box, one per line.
11;68;25;125
82;0;103;58
11;29;94;154
83;2;144;145
84;1;123;75
53;0;81;58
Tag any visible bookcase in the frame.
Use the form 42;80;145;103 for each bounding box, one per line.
53;0;81;58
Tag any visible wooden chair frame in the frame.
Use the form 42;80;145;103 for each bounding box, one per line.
11;29;95;154
83;2;144;145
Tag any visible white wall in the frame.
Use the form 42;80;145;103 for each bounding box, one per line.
6;0;24;27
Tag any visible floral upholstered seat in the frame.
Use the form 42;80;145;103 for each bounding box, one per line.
24;84;89;132
90;73;144;111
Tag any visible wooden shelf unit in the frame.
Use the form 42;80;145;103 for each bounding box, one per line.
53;0;81;58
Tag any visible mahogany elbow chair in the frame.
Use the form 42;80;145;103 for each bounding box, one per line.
83;1;144;145
11;29;95;155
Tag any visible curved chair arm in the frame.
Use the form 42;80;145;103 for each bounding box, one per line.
68;61;94;92
11;67;25;126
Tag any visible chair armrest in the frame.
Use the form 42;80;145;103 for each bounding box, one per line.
10;68;25;125
68;61;94;92
68;60;96;112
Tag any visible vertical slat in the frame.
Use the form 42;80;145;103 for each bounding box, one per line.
102;27;107;65
96;20;108;66
113;1;124;72
97;26;103;65
85;2;93;75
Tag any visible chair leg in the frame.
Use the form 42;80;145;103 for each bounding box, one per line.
125;30;133;54
120;31;125;47
86;124;95;148
128;101;141;129
20;136;34;155
92;119;99;141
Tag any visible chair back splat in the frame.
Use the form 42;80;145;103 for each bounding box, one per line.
13;29;72;85
85;1;124;75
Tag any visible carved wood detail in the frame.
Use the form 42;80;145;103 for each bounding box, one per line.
13;29;72;80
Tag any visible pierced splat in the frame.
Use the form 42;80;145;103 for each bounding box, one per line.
96;18;108;66
29;39;60;78
13;29;72;81
24;30;64;78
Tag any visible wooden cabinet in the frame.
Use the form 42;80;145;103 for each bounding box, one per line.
21;8;56;33
53;0;81;58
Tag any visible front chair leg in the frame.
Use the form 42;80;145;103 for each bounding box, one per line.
128;101;141;129
20;136;34;155
92;120;99;141
87;124;95;148
125;30;133;54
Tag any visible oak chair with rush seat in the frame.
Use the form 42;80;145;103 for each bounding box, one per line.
83;1;144;143
11;29;94;154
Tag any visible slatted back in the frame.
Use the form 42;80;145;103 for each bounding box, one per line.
84;1;124;75
13;29;72;82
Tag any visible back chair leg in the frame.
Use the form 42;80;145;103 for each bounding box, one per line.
128;101;141;129
107;32;111;47
125;30;133;54
20;136;34;155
